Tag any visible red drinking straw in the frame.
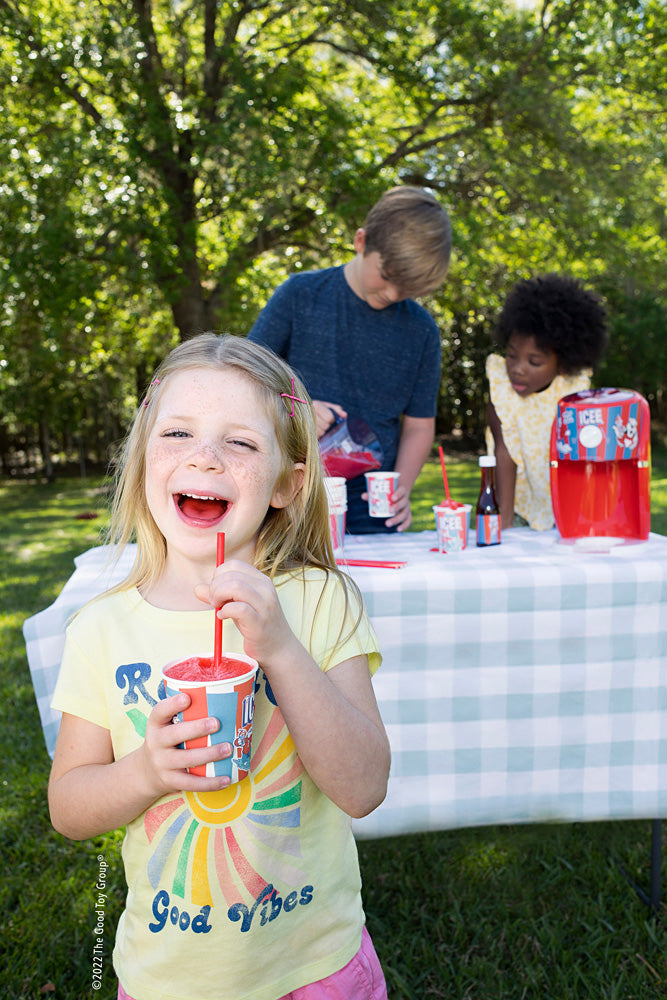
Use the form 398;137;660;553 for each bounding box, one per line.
335;558;406;569
438;445;453;506
438;445;462;509
213;531;225;669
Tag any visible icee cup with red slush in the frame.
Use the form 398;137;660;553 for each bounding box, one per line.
433;503;472;553
162;652;258;782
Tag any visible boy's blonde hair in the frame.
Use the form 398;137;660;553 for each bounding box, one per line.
107;334;338;595
362;186;451;299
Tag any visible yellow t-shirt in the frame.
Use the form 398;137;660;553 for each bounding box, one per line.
52;569;380;1000
485;353;591;530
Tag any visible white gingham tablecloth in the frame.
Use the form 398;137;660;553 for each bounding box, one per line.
23;528;667;839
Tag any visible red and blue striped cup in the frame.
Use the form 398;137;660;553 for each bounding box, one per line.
162;652;258;783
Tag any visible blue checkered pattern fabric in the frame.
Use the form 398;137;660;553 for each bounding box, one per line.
23;528;667;839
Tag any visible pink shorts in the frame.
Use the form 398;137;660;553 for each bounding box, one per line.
117;925;387;1000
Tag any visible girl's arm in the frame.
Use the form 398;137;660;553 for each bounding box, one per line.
49;695;234;841
202;563;391;819
487;400;517;530
263;650;390;818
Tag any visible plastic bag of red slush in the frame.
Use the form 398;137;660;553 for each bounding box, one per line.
319;415;383;480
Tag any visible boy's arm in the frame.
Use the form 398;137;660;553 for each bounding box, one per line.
386;415;435;530
247;280;292;355
249;283;348;437
487;400;516;529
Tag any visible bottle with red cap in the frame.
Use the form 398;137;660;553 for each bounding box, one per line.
476;456;501;546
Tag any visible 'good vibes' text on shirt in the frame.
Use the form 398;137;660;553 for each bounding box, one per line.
149;883;314;935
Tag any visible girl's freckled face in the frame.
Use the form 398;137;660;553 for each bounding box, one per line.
144;367;286;566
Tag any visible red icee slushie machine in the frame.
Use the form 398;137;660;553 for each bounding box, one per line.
550;388;651;542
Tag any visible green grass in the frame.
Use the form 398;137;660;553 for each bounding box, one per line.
2;446;667;999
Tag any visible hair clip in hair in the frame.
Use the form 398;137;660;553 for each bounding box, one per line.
142;377;161;406
280;377;307;418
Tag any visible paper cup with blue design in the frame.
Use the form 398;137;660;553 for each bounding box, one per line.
162;652;258;782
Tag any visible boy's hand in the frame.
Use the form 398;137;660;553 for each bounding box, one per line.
361;483;412;531
313;400;347;438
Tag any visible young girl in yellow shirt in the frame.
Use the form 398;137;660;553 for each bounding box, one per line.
486;274;608;530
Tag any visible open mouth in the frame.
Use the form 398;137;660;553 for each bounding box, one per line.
176;492;229;524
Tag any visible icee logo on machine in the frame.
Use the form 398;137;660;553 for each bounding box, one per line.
578;407;604;450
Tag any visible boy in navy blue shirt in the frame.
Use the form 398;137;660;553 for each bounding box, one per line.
248;187;451;533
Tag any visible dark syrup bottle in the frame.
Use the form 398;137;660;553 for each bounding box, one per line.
476;456;501;546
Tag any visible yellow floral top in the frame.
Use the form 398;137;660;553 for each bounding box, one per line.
485;353;591;530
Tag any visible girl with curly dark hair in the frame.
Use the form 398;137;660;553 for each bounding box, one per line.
486;274;608;530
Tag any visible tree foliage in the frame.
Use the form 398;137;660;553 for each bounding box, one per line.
0;0;665;468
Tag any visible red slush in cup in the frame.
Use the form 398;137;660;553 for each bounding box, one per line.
162;652;259;782
432;503;472;553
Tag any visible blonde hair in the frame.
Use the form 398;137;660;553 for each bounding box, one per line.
106;334;342;595
362;186;451;298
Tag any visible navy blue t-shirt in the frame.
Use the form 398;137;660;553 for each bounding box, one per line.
248;266;441;533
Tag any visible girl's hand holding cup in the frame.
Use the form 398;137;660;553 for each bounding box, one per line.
139;692;233;795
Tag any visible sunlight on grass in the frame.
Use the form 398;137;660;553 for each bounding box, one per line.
457;839;516;878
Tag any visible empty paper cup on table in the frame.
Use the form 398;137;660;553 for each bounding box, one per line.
365;471;400;518
433;503;472;553
162;652;258;782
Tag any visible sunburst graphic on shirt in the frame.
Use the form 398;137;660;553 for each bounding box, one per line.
143;709;304;908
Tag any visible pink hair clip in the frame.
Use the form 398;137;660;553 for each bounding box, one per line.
280;377;307;418
143;377;161;406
